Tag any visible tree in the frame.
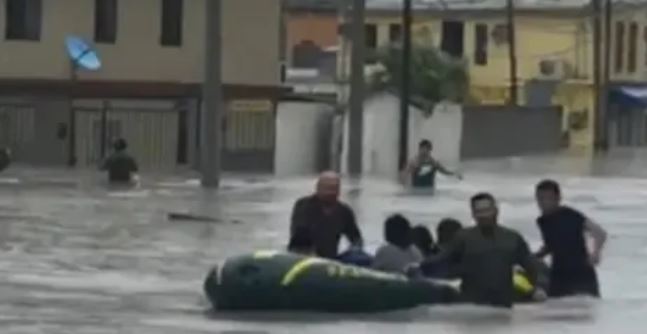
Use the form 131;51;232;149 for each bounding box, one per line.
371;45;469;105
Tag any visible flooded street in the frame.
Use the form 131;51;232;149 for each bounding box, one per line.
1;153;647;333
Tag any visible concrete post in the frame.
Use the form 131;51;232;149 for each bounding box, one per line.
201;0;223;187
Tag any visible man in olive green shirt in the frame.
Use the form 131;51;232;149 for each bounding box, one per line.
419;192;546;308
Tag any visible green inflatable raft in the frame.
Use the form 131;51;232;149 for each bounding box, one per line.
204;251;457;313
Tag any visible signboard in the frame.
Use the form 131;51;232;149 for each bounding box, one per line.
229;100;272;113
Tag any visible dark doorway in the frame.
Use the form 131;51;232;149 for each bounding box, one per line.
441;20;464;58
177;109;188;164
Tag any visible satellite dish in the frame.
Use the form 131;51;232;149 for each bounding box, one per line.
65;36;101;71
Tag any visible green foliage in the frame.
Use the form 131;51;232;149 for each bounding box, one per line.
372;45;469;104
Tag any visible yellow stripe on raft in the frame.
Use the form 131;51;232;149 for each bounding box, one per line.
253;250;280;259
513;272;533;294
281;257;329;286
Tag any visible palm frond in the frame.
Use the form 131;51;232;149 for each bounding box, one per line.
369;44;470;104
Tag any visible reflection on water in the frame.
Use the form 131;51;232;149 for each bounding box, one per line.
0;153;646;333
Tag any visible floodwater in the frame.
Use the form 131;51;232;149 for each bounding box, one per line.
1;152;647;333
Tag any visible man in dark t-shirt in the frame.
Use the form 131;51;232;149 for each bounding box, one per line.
289;171;363;259
101;138;139;185
535;179;607;298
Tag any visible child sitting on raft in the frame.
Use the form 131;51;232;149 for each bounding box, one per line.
421;218;464;278
411;225;437;257
373;214;423;274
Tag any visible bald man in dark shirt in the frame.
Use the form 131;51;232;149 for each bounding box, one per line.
289;172;363;259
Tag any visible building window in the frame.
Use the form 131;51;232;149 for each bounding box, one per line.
628;22;638;73
441;21;465;58
389;24;401;43
160;0;183;46
365;24;377;49
615;22;625;73
4;0;42;41
95;0;118;43
474;23;488;66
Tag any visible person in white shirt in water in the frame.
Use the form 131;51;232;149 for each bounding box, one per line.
401;139;462;191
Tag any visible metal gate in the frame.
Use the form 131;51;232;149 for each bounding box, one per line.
609;108;647;147
0;103;35;161
75;100;180;170
222;99;276;171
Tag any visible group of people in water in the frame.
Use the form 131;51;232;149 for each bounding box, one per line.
288;139;608;308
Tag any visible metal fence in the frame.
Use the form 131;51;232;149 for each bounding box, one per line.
0;103;36;161
75;101;180;170
221;99;276;172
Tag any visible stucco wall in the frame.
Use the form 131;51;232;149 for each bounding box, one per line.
275;101;334;176
0;0;280;85
461;106;563;159
341;94;463;179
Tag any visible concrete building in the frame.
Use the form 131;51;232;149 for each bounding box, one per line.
0;0;283;171
283;0;339;68
331;0;647;152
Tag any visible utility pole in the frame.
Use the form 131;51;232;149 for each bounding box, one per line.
599;0;612;151
201;0;223;188
398;0;413;170
592;0;604;151
348;0;365;176
68;64;78;167
506;0;519;105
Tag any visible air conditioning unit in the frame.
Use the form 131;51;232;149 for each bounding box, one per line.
537;58;570;80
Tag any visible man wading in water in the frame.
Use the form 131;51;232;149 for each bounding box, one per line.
414;193;546;308
535;180;607;298
100;138;139;186
401;139;461;191
289;172;363;259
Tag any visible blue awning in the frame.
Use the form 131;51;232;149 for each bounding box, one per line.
609;86;647;108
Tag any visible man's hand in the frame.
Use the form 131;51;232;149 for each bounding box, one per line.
404;263;423;278
589;250;601;266
532;288;548;302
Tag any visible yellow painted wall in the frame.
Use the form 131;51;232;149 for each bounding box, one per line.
0;0;281;85
553;84;595;151
366;15;591;86
361;9;647;150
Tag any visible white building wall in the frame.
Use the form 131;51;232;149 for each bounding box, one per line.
274;101;334;177
341;93;463;180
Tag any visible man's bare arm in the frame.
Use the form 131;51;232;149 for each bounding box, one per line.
400;160;415;184
585;218;607;265
432;159;462;179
